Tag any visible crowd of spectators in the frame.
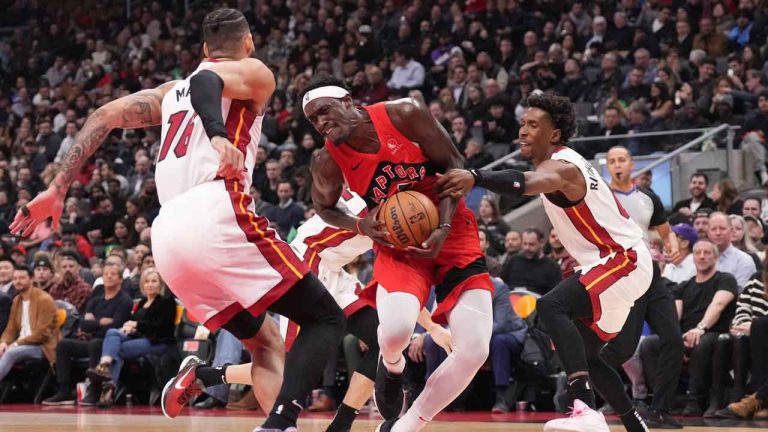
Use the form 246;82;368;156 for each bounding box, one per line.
0;0;767;421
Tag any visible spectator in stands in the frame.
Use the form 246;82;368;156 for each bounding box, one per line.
387;48;425;93
450;116;471;155
49;250;92;312
588;52;622;103
547;230;577;279
693;17;729;58
476;197;510;257
357;65;389;106
619;66;651;104
482;97;517;146
712;178;744;215
674;172;717;216
0;266;58;383
501;228;561;295
499;231;522;265
0;258;15;297
272;180;305;239
744;215;767;253
729;215;761;269
578;105;627;160
32;256;54;293
86;268;175;408
625;101;658;155
662;223;699;284
710;257;768;417
743;198;763;221
260;159;281;205
671;19;694;57
673;101;711;130
728;9;755;48
709;212;757;289
641;239;737;416
43;262;132;405
715;305;768;420
554;59;589;103
489;277;527;413
463;138;495;170
478;228;501;277
0;289;10;335
744;90;768;141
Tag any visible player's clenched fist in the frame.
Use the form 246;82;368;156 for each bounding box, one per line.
210;136;245;181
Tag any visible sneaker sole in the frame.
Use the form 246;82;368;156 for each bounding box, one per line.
41;400;76;406
161;355;201;419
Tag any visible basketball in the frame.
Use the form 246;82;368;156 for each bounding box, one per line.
379;191;440;248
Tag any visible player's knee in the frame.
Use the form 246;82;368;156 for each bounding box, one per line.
378;323;413;353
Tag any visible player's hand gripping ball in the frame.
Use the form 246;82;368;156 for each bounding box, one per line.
378;191;439;249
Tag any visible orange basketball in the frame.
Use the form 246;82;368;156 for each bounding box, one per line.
378;191;440;249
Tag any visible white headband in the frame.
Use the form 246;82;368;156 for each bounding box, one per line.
302;86;350;111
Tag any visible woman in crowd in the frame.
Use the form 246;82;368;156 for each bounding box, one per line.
730;214;762;269
86;268;176;408
712;178;743;215
709;256;768;417
476;197;510;257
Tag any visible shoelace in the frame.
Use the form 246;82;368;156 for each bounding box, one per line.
564;404;588;418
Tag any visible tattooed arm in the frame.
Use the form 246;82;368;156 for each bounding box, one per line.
10;81;176;236
52;81;176;195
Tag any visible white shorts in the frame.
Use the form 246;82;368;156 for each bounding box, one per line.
152;180;308;331
578;244;653;341
316;263;367;316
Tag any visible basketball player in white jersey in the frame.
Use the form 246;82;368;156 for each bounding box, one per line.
602;146;684;428
437;93;651;432
171;189;453;432
11;9;345;432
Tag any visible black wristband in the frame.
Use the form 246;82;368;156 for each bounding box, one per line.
190;70;228;140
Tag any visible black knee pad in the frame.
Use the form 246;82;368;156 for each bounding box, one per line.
222;309;266;340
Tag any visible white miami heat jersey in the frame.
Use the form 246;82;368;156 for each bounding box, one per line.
155;60;264;205
290;189;373;273
541;146;644;271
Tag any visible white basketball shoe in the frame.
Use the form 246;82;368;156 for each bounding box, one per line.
544;399;611;432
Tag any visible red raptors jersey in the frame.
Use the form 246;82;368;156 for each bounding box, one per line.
323;101;463;214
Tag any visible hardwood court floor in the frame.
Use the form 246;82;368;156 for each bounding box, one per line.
0;405;766;432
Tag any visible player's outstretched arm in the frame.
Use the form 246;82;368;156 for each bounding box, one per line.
436;159;586;202
10;81;176;236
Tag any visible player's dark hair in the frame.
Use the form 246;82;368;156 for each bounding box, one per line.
526;93;577;145
298;75;349;107
202;8;250;54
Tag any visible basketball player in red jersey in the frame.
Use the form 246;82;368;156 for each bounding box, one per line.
437;94;651;432
10;9;345;432
303;76;494;432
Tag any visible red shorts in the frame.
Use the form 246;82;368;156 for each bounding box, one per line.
357;206;493;324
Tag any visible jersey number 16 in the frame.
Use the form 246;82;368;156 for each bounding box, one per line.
158;110;198;162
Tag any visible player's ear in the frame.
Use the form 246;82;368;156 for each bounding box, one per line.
244;33;255;56
550;128;561;145
202;42;209;59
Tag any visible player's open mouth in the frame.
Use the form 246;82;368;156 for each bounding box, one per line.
323;125;335;136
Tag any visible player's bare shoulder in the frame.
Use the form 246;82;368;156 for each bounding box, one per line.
384;96;432;132
311;147;343;179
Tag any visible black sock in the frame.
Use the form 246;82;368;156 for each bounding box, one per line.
568;376;597;409
326;403;359;431
196;364;229;387
263;397;303;429
620;408;649;432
